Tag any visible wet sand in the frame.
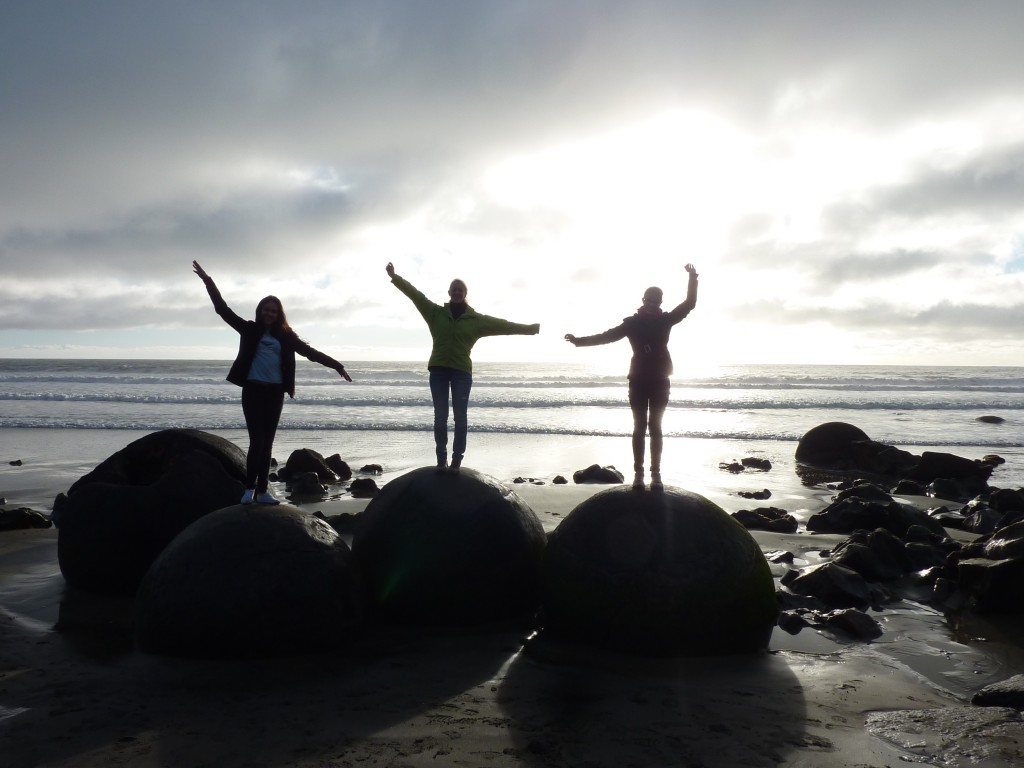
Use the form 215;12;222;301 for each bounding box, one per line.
2;434;1024;766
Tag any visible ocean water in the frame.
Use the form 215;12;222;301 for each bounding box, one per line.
1;358;1021;443
1;359;1022;492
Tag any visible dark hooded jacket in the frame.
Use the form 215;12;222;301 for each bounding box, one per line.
572;272;698;381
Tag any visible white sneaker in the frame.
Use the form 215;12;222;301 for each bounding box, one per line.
241;489;255;504
651;473;664;491
632;472;644;490
255;491;281;505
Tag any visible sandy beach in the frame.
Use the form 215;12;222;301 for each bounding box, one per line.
3;430;1024;766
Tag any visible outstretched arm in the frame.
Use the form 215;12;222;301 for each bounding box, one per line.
565;323;627;347
386;262;439;322
292;337;352;382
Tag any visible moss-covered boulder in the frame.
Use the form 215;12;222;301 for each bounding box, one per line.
540;486;778;656
351;467;546;625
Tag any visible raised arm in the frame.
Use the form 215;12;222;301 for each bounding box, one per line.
386;262;439;321
665;263;699;323
193;260;247;333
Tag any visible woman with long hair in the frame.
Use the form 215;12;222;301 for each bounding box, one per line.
193;260;352;503
565;263;698;490
385;262;539;472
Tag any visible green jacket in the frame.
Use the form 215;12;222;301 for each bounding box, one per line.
391;275;539;373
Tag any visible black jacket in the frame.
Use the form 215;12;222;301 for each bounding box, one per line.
573;273;698;381
200;278;344;398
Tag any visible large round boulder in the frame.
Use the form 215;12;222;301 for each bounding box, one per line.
795;421;871;469
351;467;547;625
56;444;244;595
540;486;778;656
135;505;364;657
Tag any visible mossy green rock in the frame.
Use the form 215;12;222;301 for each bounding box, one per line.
541;486;778;656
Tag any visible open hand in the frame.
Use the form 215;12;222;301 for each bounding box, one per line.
685;263;698;277
192;260;210;281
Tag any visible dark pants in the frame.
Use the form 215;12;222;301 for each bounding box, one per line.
241;381;285;492
628;377;670;473
429;367;473;462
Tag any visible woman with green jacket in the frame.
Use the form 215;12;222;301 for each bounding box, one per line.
386;262;539;471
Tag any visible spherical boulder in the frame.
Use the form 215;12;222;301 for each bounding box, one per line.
540;486;778;656
56;447;244;595
795;421;871;469
351;467;547;625
135;505;364;657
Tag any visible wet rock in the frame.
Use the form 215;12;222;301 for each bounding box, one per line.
835;481;893;504
278;448;339;483
552;475;568;485
541;486;777;656
990;488;1024;514
288;471;328;499
352;467;546;625
892;479;927;495
972;674;1024;709
572;464;624;484
737;488;771;500
807;497;946;538
718;461;745;473
348;478;378;498
958;557;1024;614
740;457;772;471
795;422;871;469
821;608;883;640
359;464;383;475
0;507;52;531
785;562;883;609
732;507;798;533
136;505;363;657
9;459;23;466
326;454;353;480
832;541;903;582
976;415;1005;424
960;500;1001;535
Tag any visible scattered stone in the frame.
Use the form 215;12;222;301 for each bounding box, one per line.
834;481;893;504
737;488;771;500
325;454;353;480
572;464;624;484
0;507;52;531
719;462;745;474
976;415;1006;424
785;562;884;609
741;457;772;471
136;504;364;657
540;486;778;656
348;478;378;498
278;448;339;483
731;507;797;533
359;464;383;475
8;459;23;466
764;550;795;564
972;674;1024;709
982;454;1006;466
288;471;328;499
352;467;546;624
552;475;568;485
821;608;883;640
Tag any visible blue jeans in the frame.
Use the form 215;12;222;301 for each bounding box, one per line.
429;367;473;462
241;380;285;492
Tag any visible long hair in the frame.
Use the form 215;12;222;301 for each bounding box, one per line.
255;295;292;335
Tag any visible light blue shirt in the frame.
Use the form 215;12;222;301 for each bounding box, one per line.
247;332;283;384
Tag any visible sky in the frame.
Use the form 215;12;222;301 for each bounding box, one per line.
2;0;1024;368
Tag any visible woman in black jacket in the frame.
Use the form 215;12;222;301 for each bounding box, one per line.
193;260;352;504
565;263;698;491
